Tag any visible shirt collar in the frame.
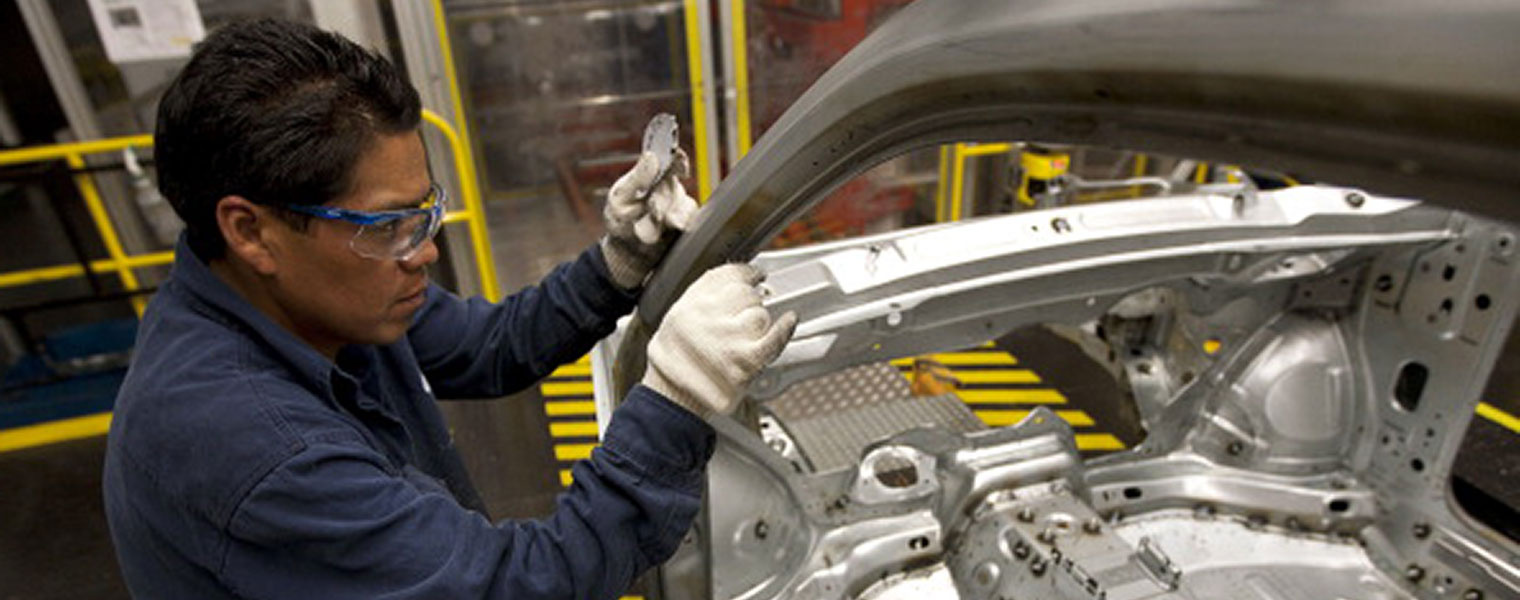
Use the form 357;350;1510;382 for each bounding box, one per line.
169;234;343;400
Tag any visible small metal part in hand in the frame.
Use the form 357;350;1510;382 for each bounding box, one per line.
640;113;679;199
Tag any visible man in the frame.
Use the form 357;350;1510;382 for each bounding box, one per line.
102;18;795;599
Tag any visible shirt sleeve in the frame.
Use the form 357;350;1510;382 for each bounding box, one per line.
407;244;638;399
221;385;713;600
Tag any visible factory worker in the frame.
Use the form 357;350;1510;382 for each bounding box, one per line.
103;17;793;600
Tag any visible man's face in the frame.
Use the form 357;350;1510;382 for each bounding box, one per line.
267;131;439;354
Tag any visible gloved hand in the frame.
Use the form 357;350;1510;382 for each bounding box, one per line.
643;264;798;418
600;148;700;289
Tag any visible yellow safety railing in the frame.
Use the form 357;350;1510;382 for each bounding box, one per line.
0;108;502;311
684;0;716;200
428;0;501;302
728;0;754;161
945;142;1015;221
421;111;502;301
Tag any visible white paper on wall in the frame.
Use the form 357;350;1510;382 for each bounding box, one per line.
86;0;205;64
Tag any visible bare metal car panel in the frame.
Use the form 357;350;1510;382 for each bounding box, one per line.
599;0;1520;598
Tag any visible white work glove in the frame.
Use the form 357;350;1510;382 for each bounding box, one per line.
600;148;700;289
643;264;798;419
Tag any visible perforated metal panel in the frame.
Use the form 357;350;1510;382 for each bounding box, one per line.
764;362;986;473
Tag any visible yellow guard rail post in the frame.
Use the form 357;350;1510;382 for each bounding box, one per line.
948;142;1014;221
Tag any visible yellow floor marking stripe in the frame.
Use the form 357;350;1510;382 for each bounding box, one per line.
545;401;596;416
549;421;600;437
1477;402;1520;433
975;409;1094;427
550;364;592;377
542;381;594;396
955;370;1042;384
0;412;113;453
560;469;574;487
930;352;1018;366
955;389;1066;404
572;355;591;365
554;443;596;461
1075;433;1125;451
889;357;913;367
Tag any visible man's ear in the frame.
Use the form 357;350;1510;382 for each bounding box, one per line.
215;195;280;275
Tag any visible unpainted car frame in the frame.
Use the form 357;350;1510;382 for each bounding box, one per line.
597;1;1520;598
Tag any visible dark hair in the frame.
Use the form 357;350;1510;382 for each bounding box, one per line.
155;18;422;260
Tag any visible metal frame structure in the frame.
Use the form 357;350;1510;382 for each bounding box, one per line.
600;0;1520;598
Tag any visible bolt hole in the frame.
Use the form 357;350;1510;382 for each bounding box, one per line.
1394;362;1428;412
1375;275;1394;292
1411;458;1425;472
1136;362;1152;375
1475;294;1491;310
1443;265;1457;281
908;536;930;551
1328;499;1351;513
1123;487;1143;500
1440;298;1454;314
1455;244;1466;254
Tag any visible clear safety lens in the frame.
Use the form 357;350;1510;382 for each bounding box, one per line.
349;185;447;260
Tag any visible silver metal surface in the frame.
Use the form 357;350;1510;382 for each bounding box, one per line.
590;1;1520;598
310;0;392;61
639;112;679;199
617;195;1518;599
764;362;984;473
753;187;1448;396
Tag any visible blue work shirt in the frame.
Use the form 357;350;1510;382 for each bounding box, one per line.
102;236;715;599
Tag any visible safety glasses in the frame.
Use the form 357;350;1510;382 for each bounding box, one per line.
280;183;447;260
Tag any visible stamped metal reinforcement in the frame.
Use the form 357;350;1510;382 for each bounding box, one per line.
640;113;679;199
